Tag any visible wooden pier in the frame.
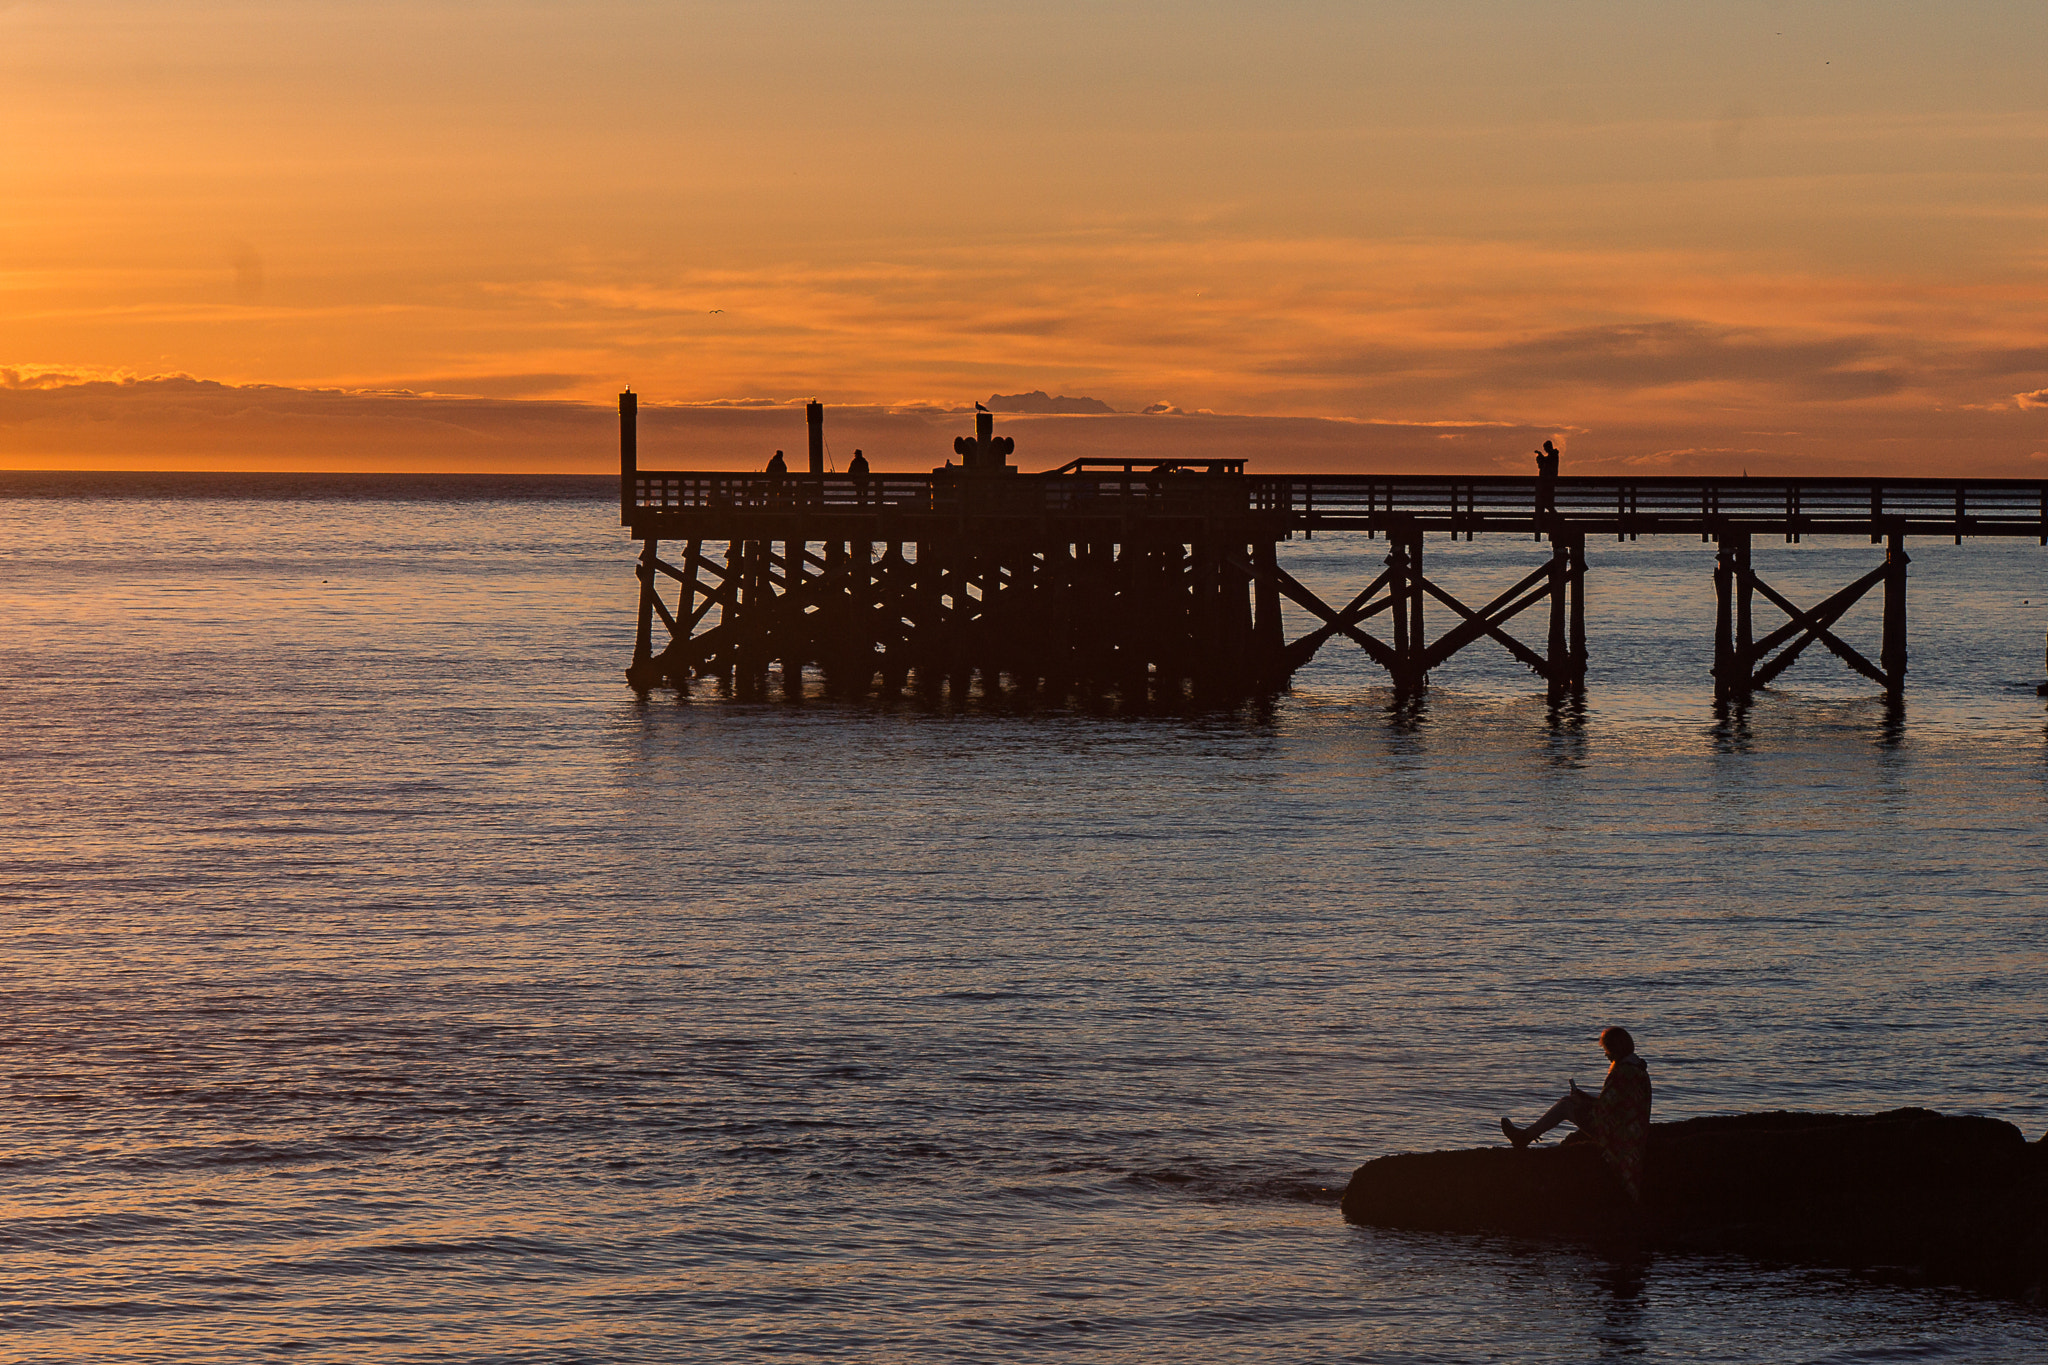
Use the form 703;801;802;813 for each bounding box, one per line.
618;393;2048;701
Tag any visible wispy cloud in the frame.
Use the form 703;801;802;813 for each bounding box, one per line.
6;371;2047;477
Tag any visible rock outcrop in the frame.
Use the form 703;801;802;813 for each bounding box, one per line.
1341;1109;2048;1299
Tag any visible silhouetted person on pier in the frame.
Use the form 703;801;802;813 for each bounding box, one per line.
1499;1026;1652;1202
1533;438;1561;534
848;448;870;503
1535;439;1560;482
765;449;787;475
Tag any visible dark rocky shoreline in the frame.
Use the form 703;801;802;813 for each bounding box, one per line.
1341;1109;2048;1302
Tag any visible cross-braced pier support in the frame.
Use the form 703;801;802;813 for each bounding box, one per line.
626;523;1273;700
1713;528;1909;699
1271;521;1587;694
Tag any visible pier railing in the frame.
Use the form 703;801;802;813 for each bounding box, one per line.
629;471;2048;539
629;470;1251;518
1251;475;2048;539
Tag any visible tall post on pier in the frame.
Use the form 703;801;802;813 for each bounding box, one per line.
807;400;825;475
1881;531;1910;695
619;389;637;525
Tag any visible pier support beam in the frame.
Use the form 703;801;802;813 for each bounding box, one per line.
631;535;660;680
1570;534;1587;678
1271;524;1584;694
624;517;1273;702
1252;538;1284;684
1388;527;1425;691
1714;529;1903;698
1545;531;1587;695
1713;533;1750;700
1882;531;1910;695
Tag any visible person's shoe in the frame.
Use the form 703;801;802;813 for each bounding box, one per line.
1500;1117;1533;1150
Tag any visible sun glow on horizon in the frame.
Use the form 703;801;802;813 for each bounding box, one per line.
4;1;2047;473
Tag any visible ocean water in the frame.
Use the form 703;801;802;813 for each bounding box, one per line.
2;474;2045;1363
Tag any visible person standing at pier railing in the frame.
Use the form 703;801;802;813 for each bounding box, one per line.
764;449;787;507
1499;1026;1652;1202
1534;438;1560;526
848;449;870;505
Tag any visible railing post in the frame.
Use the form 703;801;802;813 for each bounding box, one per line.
619;389;637;526
1882;530;1909;695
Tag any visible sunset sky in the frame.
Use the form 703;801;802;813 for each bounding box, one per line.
5;1;2047;473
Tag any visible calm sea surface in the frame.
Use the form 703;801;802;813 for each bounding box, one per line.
2;475;2045;1362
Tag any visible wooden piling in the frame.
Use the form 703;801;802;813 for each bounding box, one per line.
1732;533;1753;664
632;534;658;676
1882;531;1909;694
1547;535;1569;692
1713;535;1741;698
1407;533;1425;689
1568;534;1587;678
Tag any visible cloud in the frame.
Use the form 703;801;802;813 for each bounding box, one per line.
2016;389;2048;410
1484;322;1909;400
2;366;113;390
984;390;1116;415
0;371;1566;474
380;373;592;399
6;371;2048;477
1281;321;1916;405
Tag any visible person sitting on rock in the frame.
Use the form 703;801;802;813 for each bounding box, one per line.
1499;1026;1652;1202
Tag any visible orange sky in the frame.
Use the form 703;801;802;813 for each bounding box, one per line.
5;1;2047;474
